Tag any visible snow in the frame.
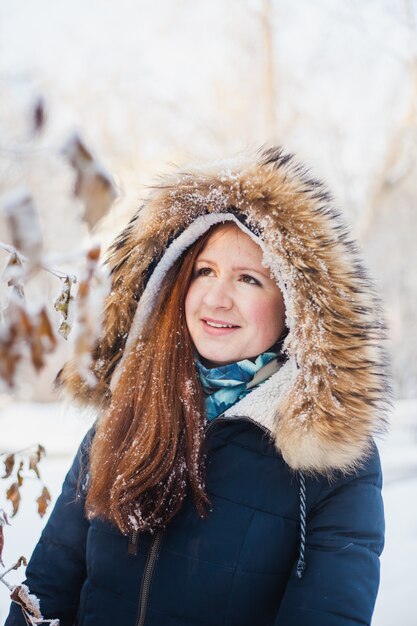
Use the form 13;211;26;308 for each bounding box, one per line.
0;399;416;624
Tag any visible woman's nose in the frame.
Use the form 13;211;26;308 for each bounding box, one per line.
202;278;233;309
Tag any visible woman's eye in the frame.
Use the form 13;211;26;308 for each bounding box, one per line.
240;274;261;286
195;267;213;277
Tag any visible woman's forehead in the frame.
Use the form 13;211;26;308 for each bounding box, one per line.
196;226;273;278
198;223;262;257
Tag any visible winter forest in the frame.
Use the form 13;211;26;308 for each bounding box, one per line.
0;0;416;624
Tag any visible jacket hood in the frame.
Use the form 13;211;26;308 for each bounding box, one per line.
57;146;392;474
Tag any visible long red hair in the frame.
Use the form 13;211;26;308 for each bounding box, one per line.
86;226;222;533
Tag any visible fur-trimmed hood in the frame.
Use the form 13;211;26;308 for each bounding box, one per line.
57;147;392;474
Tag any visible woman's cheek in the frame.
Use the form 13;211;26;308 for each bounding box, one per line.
250;297;284;343
248;298;272;326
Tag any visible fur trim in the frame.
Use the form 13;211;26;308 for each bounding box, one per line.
56;146;392;473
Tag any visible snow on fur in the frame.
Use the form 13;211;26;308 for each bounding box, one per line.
56;146;392;474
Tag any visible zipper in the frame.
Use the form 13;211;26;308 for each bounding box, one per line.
134;415;269;625
135;529;164;626
128;529;139;556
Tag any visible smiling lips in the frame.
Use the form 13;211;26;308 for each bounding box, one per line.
202;317;240;335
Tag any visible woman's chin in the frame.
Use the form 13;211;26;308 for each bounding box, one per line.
198;352;242;369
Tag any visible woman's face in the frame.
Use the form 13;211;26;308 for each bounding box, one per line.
185;224;286;368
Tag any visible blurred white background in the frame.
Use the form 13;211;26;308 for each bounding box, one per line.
1;0;416;623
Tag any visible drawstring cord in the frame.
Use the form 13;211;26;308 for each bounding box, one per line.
296;471;306;578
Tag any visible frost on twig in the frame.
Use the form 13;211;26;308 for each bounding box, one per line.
0;556;27;587
62;133;117;231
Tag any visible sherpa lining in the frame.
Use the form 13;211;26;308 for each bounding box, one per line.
56;146;392;474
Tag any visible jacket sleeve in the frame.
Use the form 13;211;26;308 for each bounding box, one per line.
275;442;385;626
5;430;93;626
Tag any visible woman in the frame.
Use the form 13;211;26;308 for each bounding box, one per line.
6;147;391;626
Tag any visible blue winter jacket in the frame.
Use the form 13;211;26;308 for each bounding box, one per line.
5;415;384;626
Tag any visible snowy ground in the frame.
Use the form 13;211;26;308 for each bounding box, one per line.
0;399;416;625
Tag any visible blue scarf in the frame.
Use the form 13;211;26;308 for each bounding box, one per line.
196;351;280;421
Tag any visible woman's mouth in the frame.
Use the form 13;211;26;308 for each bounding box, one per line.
201;318;240;335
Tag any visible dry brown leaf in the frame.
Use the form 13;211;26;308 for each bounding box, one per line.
87;246;100;263
17;461;24;487
29;445;45;480
29;307;58;371
62;134;117;230
28;454;40;479
0;328;22;388
0;300;30;387
0;296;59;386
37;308;57;348
32;96;46;134
6;482;21;517
54;277;74;314
70;244;106;386
54;276;75;339
58;319;72;341
36;486;51;518
4;252;25;300
14;301;32;338
3;190;43;262
10;583;42;620
2;453;15;479
75;245;101;310
78;170;117;231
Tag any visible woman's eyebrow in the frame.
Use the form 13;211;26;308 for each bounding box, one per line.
195;259;270;278
232;265;269;276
